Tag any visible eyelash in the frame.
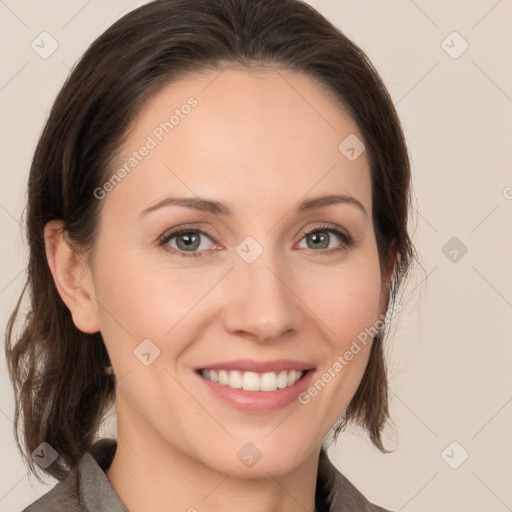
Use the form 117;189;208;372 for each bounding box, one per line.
158;224;355;259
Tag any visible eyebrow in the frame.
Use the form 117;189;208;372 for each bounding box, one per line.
138;193;367;218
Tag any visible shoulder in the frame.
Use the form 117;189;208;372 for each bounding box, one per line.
21;465;85;512
20;439;122;512
317;449;395;512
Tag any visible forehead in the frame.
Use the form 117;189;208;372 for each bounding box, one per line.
103;66;372;217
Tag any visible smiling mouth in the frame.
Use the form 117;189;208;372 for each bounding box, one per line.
199;368;308;392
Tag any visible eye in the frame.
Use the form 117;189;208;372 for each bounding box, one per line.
159;224;354;259
159;228;217;258
297;225;354;255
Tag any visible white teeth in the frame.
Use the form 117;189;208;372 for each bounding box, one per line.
218;370;229;385
277;370;288;389
228;370;243;389
260;372;278;391
242;371;260;391
200;369;304;391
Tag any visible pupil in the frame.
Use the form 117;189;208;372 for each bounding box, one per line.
309;232;328;249
178;233;199;250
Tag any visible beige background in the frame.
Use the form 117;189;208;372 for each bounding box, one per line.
1;1;511;511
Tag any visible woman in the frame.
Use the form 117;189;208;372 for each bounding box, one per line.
5;0;416;510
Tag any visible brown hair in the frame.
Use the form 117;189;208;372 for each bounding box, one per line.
5;0;416;482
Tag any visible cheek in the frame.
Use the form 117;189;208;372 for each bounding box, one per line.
291;253;383;429
298;254;383;349
92;245;224;363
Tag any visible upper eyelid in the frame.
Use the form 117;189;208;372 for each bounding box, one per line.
160;224;352;248
161;226;215;239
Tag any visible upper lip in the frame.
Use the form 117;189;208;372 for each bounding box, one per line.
196;359;315;373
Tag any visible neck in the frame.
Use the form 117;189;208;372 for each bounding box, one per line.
105;398;320;512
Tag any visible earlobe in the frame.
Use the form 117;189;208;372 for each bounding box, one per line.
44;220;100;334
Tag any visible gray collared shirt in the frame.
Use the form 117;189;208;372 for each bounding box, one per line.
22;438;393;512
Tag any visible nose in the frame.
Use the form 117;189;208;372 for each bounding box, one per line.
220;250;303;344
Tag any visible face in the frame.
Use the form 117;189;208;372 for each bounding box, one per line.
85;66;388;477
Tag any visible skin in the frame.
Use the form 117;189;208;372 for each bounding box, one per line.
45;66;393;512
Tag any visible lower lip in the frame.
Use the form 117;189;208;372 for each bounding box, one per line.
196;370;315;413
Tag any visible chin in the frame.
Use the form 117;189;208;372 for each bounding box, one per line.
197;437;315;479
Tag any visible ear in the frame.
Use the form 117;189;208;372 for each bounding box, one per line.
44;219;100;334
378;238;398;317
